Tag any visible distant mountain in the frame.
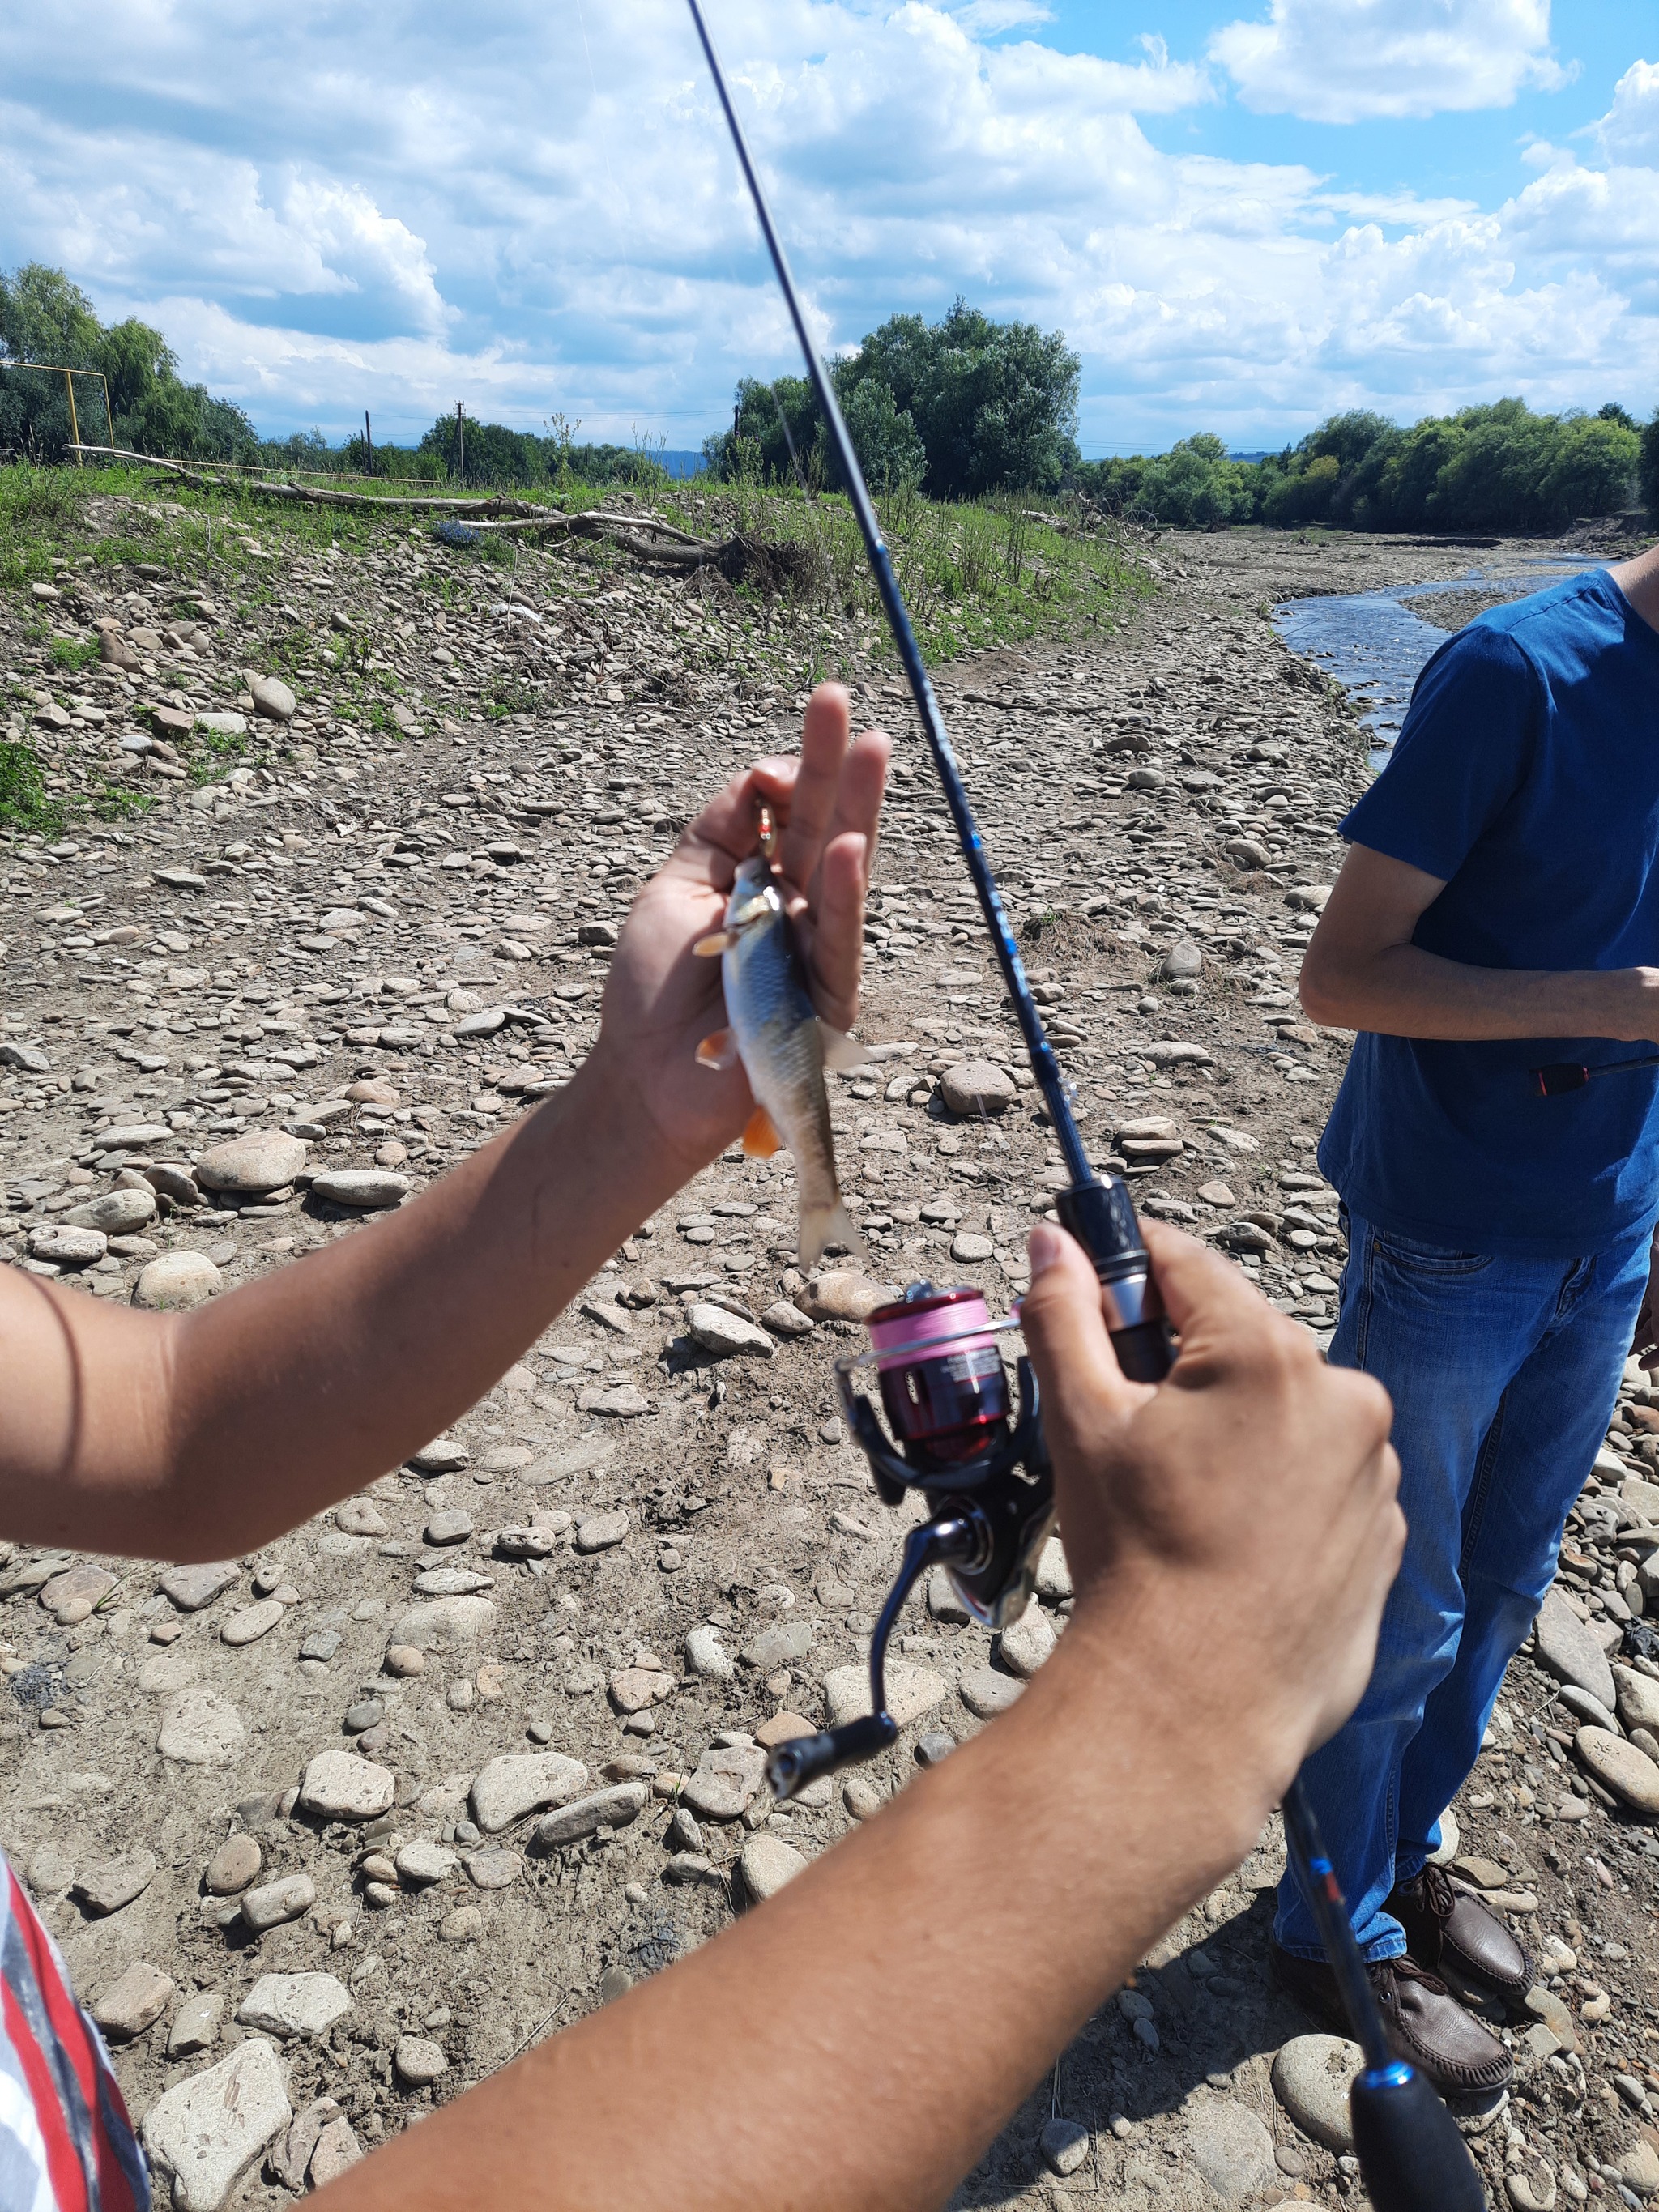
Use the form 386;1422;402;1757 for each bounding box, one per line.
660;449;706;479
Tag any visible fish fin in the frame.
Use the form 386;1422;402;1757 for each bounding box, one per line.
819;1023;872;1072
695;1026;739;1071
693;928;737;957
742;1104;783;1158
800;1201;867;1269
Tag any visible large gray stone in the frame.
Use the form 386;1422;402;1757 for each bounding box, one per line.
938;1060;1017;1116
241;1873;316;1932
958;1665;1025;1718
1182;2095;1277;2202
685;1625;735;1682
298;1750;396;1822
156;1687;245;1766
1612;1664;1659;1737
79;1186;158;1234
535;1782;650;1848
394;2035;448;2087
220;1598;285;1647
250;673;297;722
998;1601;1057;1678
91;1959;174;2040
195;1130;307;1195
1535;1588;1616;1710
682;1743;769;1822
740;1831;808;1902
309;1170;409;1209
1272;2033;1360;2152
75;1848;157;1916
741;1621;815;1672
168;1990;225;2060
134;1251;222;1311
160;1561;240;1612
471;1751;587;1834
823;1661;945;1731
685;1301;775;1358
28;1223;107;1266
394;1839;458;1886
1576;1725;1659;1815
1039;2119;1091;2176
574;1510;629;1554
387;1595;497;1654
142;2039;292;2212
794;1272;897;1324
237;1971;352;2039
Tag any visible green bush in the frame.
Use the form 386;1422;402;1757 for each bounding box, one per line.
2;261;259;464
704;299;1079;499
1639;411;1659;520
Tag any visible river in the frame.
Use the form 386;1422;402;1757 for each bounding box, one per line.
1270;560;1596;767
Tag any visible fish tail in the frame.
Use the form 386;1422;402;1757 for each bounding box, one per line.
800;1200;866;1269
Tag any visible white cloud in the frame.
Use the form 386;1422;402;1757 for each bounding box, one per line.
1593;58;1659;165
0;2;1649;452
949;0;1051;32
1209;0;1571;123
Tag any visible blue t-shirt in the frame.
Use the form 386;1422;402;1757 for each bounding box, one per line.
1319;567;1659;1258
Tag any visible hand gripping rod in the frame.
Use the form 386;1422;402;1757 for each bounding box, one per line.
686;10;1482;2204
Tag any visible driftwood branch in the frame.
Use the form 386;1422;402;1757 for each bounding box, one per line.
64;444;746;573
67;445;559;518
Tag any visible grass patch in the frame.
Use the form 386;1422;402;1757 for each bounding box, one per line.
0;738;62;832
186;727;248;786
49;637;100;671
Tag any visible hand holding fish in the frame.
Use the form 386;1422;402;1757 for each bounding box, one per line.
591;684;889;1208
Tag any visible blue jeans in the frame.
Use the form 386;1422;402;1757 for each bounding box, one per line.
1275;1206;1653;1963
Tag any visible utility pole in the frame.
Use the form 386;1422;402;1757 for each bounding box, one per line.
364;409;374;476
456;402;466;491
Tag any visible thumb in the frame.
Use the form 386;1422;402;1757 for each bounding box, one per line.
1020;1224;1150;1432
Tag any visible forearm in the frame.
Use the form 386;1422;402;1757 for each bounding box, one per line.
1301;938;1653;1042
0;1046;698;1560
323;1605;1279;2212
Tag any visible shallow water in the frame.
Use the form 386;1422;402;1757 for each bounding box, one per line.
1271;562;1594;768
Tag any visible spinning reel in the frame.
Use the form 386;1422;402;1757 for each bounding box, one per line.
767;1285;1055;1799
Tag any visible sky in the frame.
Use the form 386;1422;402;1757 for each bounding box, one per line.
0;1;1654;457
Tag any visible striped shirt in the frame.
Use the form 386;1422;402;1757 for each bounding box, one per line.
0;1856;149;2212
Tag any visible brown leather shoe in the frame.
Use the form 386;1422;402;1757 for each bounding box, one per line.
1272;1942;1513;2097
1388;1865;1531;2008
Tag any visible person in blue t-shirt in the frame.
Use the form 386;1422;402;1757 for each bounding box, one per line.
1280;540;1659;2095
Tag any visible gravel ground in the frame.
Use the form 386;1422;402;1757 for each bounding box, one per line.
4;502;1659;2210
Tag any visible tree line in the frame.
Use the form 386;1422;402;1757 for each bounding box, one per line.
1085;405;1658;536
0;264;675;492
3;261;1654;529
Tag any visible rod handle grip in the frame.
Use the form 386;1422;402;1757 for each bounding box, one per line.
1350;2063;1486;2212
1111;1319;1175;1384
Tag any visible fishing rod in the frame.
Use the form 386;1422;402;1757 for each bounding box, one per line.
1534;1052;1659;1097
686;10;1483;2206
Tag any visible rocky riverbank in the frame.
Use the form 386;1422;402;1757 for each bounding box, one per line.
4;501;1658;2210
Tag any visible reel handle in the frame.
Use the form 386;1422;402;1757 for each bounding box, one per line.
769;1715;897;1801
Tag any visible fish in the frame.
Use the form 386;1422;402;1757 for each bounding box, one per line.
693;830;867;1268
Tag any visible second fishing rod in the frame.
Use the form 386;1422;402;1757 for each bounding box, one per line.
687;7;1484;2208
